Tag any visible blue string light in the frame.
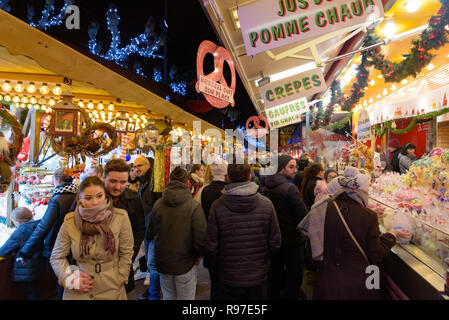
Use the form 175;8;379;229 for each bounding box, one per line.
153;70;162;83
170;82;187;96
0;0;11;12
29;0;72;30
88;7;163;68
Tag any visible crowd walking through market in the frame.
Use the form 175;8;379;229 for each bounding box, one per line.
1;145;421;300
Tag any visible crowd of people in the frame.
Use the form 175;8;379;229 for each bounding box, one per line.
0;149;407;300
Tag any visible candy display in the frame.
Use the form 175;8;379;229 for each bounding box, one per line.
370;149;449;263
15;167;55;220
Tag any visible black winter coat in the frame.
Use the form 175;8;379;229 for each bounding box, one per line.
201;180;227;221
113;188;146;259
390;148;402;173
138;169;162;217
21;183;77;259
314;193;396;299
204;181;281;287
302;176;323;210
0;220;46;282
148;180;207;275
264;173;308;246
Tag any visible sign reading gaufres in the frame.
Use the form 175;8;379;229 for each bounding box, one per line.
265;97;308;129
237;0;384;56
259;68;326;109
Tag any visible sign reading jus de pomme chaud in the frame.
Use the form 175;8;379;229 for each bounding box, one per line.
238;0;384;56
265;97;308;129
259;67;326;109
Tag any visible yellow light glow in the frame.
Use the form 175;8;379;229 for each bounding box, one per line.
427;63;435;70
2;81;11;92
52;85;62;95
4;95;11;101
30;97;37;104
98;102;104;110
87;101;94;109
108;103;114;111
401;79;408;84
49;99;55;106
14;82;24;93
12;96;19;103
26;83;36;94
391;85;397;90
39;84;49;95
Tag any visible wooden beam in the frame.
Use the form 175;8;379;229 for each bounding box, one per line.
28;108;41;163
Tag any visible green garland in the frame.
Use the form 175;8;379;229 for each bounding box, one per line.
326;111;354;131
311;0;449;131
374;107;449;136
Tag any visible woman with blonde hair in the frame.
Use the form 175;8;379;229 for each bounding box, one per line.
50;176;134;300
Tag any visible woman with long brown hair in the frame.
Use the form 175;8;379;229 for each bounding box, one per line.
300;163;325;210
50;176;134;300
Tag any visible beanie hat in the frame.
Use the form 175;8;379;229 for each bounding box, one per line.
170;166;189;184
277;154;294;173
11;207;33;223
209;161;228;182
388;139;401;149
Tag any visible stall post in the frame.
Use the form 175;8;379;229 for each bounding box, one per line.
305;110;310;153
28;108;41;164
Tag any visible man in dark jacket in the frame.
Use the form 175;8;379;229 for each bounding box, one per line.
134;156;162;300
104;159;145;293
200;160;228;299
0;207;45;300
147;166;207;300
388;139;402;173
264;154;308;300
17;168;77;299
204;164;281;300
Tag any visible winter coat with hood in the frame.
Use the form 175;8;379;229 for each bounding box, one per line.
0;220;46;282
398;152;417;174
20;183;78;259
390;148;402;173
264;173;308;246
204;181;281;288
50;207;134;300
147;180;207;275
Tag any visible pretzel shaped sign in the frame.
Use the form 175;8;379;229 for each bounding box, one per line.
246;115;269;138
195;40;236;109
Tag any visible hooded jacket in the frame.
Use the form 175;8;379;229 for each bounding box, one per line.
148;180;207;275
20;183;78;259
390;148;402;173
264;173;308;246
398;153;417;174
204;181;281;287
0;220;46;282
138;167;162;217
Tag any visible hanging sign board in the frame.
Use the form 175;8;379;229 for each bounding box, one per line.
265;97;308;129
237;0;384;56
259;67;326;109
195;40;236;109
357;109;371;141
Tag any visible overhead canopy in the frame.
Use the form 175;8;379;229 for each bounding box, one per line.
199;0;395;116
0;10;223;133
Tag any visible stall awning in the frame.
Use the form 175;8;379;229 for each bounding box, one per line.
0;10;223;133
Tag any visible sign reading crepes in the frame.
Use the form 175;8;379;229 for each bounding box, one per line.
265;97;308;129
238;0;384;56
259;68;326;108
198;75;235;105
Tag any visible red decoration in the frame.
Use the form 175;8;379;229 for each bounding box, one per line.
195;40;236;109
246;115;269;138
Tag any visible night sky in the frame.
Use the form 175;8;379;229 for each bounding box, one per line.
5;0;257;128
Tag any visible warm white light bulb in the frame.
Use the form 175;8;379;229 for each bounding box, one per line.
39;84;49;95
14;82;24;93
108;103;114;111
52;85;62;95
2;81;11;92
405;0;420;13
26;83;36;94
383;21;396;39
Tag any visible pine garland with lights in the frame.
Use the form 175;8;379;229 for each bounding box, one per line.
311;0;449;131
374;107;449;136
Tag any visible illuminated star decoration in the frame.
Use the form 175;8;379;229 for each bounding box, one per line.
88;4;163;68
28;0;73;30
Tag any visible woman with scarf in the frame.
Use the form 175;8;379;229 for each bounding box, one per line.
189;164;205;199
298;171;398;300
398;143;418;174
50;176;134;300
